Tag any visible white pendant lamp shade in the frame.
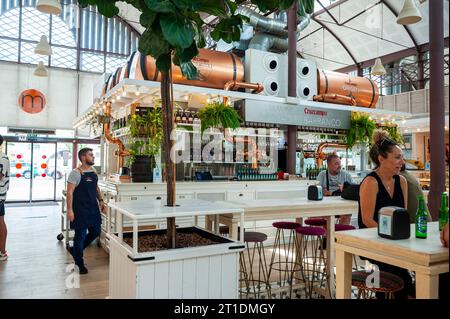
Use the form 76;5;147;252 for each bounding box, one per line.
371;58;386;76
34;35;52;56
34;61;48;77
397;0;422;25
36;0;62;15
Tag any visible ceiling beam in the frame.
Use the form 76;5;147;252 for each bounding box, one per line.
335;37;449;73
311;16;359;66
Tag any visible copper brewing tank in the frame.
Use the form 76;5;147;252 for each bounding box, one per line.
316;70;379;108
105;73;114;92
129;49;244;89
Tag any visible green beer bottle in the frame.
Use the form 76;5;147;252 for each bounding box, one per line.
415;194;427;239
439;192;449;231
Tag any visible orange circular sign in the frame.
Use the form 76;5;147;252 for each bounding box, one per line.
41;163;47;169
18;89;46;114
16;163;22;169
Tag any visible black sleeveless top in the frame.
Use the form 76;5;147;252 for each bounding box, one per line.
358;171;405;229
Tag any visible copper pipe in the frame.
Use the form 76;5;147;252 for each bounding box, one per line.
313;93;357;106
315;142;348;167
223;81;264;105
103;102;130;173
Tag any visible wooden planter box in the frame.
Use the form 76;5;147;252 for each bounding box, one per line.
108;227;244;299
106;199;245;299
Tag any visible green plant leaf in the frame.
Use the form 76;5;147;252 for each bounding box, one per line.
160;13;195;48
196;0;228;18
144;0;176;13
179;61;199;80
156;53;171;73
174;42;199;63
96;0;119;17
138;27;170;58
139;10;156;28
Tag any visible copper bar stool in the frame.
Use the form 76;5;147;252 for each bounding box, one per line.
352;270;404;299
240;231;271;299
294;226;330;299
268;221;302;298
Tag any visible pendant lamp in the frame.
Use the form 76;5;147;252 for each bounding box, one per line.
36;0;62;15
34;61;48;77
371;58;386;76
34;35;52;56
397;0;422;25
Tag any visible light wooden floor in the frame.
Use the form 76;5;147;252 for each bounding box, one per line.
0;204;109;299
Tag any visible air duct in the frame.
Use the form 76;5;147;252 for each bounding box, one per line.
236;3;311;53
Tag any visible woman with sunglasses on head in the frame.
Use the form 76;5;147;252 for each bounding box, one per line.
358;129;414;299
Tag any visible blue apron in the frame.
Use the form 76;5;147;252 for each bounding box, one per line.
71;170;101;230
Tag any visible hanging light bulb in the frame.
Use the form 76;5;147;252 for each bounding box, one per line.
34;35;52;56
371;58;386;76
34;61;48;77
36;0;62;15
397;0;422;25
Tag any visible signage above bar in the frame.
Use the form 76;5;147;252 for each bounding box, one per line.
237;100;351;130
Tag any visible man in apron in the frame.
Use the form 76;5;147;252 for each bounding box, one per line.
66;148;106;274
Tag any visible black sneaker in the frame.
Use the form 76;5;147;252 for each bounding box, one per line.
76;264;89;275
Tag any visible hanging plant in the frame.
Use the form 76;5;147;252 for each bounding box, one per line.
346;112;377;148
198;101;241;134
378;122;405;146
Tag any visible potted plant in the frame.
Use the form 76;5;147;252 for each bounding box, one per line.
346;112;377;149
198;101;241;134
128;107;163;182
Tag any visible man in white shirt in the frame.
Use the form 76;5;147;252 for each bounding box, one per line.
0;135;10;261
316;154;353;224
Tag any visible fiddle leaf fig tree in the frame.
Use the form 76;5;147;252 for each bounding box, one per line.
76;0;312;249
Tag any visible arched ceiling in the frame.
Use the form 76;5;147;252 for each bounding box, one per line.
116;0;450;71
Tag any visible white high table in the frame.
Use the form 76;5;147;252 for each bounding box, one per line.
214;197;359;298
335;222;449;299
107;199;245;257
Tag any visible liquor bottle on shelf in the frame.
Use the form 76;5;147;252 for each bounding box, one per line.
175;109;182;123
187;111;194;124
181;110;187;124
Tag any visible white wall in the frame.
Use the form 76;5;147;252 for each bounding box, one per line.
0;61;100;130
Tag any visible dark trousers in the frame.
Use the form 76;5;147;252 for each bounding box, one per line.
72;224;101;266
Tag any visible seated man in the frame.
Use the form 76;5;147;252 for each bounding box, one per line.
317;154;353;224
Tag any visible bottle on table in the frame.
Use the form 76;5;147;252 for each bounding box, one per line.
415;194;428;239
439;192;449;231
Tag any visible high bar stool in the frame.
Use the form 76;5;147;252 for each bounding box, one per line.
352;270;404;299
304;218;327;227
268;221;302;299
294;226;330;299
240;231;271;299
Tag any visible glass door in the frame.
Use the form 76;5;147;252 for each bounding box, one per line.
5;142;33;202
31;143;57;201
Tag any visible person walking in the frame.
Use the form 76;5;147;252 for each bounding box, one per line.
0;135;10;261
66;147;106;274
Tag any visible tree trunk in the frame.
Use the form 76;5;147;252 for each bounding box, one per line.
161;70;177;249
